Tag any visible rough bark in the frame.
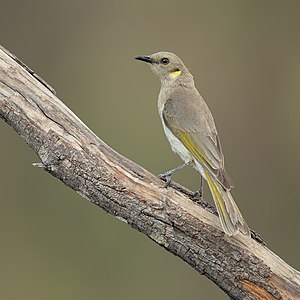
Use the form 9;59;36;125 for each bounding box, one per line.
0;45;299;300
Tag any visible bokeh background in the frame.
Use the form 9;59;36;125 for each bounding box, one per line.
1;1;299;299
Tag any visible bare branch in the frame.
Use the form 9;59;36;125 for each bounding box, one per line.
0;45;299;300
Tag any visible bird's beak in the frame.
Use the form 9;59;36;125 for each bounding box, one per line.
135;55;153;64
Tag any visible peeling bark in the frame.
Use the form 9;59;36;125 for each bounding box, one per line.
0;45;299;300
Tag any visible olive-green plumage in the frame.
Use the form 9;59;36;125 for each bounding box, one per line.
135;52;249;236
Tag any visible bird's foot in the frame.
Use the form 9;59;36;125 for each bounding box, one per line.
158;172;172;187
193;186;203;199
158;162;192;188
193;176;204;199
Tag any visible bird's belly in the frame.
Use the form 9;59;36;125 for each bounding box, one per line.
163;124;192;162
162;123;207;179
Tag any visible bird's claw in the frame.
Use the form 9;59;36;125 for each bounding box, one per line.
193;186;203;199
158;173;172;187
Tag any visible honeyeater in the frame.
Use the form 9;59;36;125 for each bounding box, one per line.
135;51;250;236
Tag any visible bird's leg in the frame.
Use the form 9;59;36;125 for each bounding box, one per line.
194;176;204;198
158;161;192;187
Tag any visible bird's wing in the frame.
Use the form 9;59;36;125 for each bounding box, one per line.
162;94;233;190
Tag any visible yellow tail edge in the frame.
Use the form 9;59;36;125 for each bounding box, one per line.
205;171;250;236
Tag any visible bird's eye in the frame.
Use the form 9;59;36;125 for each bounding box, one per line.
160;58;170;65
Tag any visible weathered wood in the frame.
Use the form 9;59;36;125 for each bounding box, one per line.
0;45;299;300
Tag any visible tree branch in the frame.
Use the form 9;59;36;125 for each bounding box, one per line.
0;45;299;300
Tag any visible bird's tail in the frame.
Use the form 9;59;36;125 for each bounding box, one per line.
205;171;250;236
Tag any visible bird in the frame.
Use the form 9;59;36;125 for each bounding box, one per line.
135;51;250;236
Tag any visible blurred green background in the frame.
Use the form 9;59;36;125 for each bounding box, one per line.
1;1;299;299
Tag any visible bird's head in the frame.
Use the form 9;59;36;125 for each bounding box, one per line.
135;51;191;83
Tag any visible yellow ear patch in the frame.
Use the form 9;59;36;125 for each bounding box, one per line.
171;70;182;77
